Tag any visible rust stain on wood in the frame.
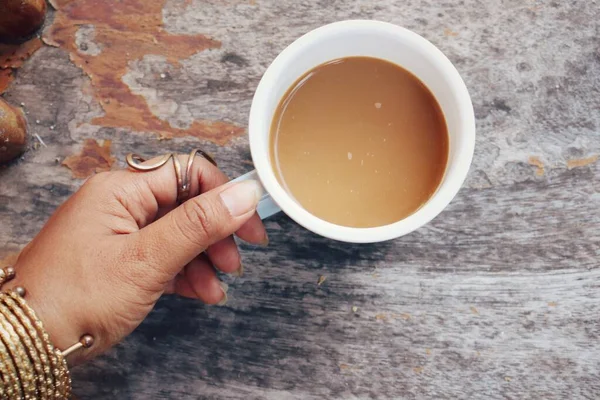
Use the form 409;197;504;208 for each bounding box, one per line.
375;313;388;321
0;37;42;93
0;37;42;69
44;0;244;145
413;366;424;374
470;306;480;315
566;155;598;170
528;156;545;176
444;28;459;37
375;312;411;322
338;363;360;372
0;69;12;93
62;138;115;178
547;301;557;307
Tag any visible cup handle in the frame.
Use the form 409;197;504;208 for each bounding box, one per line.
230;169;281;220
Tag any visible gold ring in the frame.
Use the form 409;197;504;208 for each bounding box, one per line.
126;149;217;203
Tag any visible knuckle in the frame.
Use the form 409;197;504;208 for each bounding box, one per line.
184;197;216;234
84;171;111;188
179;197;218;245
80;172;115;198
81;171;135;206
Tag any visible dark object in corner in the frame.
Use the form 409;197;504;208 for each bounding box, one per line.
0;0;47;43
0;98;27;164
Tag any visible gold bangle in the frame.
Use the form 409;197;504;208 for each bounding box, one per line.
0;295;50;399
0;268;38;399
2;293;54;398
0;303;39;399
55;348;71;399
7;291;70;398
0;328;19;398
0;302;43;399
0;308;28;398
0;265;95;399
61;334;95;359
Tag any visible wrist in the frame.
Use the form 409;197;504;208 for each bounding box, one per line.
7;260;95;365
0;275;73;397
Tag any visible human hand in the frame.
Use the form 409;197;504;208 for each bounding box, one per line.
6;154;267;365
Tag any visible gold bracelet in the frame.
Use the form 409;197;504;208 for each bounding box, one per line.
0;302;42;399
7;291;70;398
4;309;39;399
0;268;20;397
6;290;95;398
0;309;28;398
0;325;20;398
0;297;49;399
0;265;97;399
2;294;54;398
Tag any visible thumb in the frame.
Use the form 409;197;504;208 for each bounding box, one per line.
130;180;262;279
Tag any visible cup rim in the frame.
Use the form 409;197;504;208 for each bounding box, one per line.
249;19;475;243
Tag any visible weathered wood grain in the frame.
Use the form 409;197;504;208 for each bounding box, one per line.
1;0;599;399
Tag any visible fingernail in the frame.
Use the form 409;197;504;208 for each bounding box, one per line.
260;234;269;247
220;180;261;217
232;263;244;277
216;281;228;306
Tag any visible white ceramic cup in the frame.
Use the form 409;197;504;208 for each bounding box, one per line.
231;20;475;243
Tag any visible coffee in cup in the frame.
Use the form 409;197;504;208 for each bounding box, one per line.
269;56;448;228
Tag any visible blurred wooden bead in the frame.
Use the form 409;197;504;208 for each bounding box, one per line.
4;266;15;280
80;335;94;348
0;0;47;42
0;99;27;164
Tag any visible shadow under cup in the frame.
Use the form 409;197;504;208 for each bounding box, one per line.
244;20;475;243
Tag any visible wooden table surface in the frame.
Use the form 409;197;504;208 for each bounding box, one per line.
1;0;599;399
